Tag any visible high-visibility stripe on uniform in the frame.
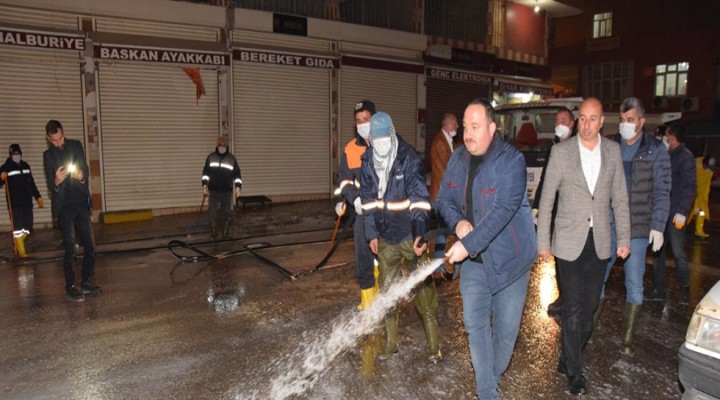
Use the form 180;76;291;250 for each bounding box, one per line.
338;179;360;192
220;163;234;170
409;201;432;211
234;178;242;184
202;175;210;182
362;199;422;211
21;169;30;174
13;229;29;238
7;170;21;176
209;162;220;167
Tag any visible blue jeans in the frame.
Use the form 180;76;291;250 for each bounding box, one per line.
652;224;690;293
602;236;649;305
459;262;530;400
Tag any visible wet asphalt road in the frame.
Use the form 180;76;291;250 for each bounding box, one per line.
0;201;718;400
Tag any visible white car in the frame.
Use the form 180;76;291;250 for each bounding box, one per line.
679;281;720;399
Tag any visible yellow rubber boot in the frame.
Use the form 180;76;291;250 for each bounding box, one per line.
373;259;380;292
358;260;381;311
360;286;377;310
14;233;28;258
695;215;710;238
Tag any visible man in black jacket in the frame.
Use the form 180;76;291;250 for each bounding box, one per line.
647;122;696;305
43;120;101;302
0;143;44;257
201;135;242;239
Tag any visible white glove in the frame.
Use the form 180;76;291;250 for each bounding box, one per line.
532;208;539;226
353;197;363;215
648;229;664;252
672;213;686;229
335;201;345;217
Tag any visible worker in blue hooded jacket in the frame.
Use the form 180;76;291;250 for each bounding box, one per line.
359;111;440;363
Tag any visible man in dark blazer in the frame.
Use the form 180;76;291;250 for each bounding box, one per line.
537;97;631;396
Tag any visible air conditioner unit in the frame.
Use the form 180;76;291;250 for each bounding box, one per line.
652;96;668;108
682;97;699;112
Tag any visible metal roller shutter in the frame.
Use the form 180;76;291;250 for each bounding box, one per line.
98;63;219;212
95;18;219;42
232;30;331;53
0;47;83;226
233;62;330;197
0;5;79;30
340;66;417;149
425;77;491;156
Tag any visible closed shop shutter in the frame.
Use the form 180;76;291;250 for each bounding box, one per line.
232;30;331;53
0;47;83;225
425;75;491;157
233;62;330;197
340;66;417;148
95;18;219;42
0;5;79;30
98;63;219;211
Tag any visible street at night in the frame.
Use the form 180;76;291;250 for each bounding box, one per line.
1;200;717;399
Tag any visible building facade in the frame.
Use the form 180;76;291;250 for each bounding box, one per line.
0;0;576;227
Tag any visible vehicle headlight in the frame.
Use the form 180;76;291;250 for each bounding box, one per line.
686;312;720;355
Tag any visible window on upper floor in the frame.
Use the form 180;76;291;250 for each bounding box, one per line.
425;0;489;43
592;12;612;38
655;62;689;97
582;60;632;103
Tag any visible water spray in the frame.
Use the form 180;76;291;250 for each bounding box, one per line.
235;257;445;400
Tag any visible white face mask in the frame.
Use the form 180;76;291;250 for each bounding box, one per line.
217;146;227;154
662;136;669;149
356;122;371;140
372;137;392;155
555;124;570;139
448;130;457;138
619;122;638;140
11;155;21;163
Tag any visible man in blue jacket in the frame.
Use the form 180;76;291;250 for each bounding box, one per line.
597;97;671;356
359;111;439;363
647;122;696;305
437;98;537;399
336;100;377;310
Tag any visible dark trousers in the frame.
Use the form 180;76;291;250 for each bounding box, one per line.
10;206;34;233
353;211;375;289
208;190;233;231
557;230;607;376
57;204;96;290
652;223;690;292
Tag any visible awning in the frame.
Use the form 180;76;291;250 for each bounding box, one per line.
495;77;553;96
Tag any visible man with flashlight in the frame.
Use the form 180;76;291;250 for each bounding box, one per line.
43;120;100;302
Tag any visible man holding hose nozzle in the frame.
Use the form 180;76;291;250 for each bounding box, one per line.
43;120;101;302
0;144;43;257
436;98;536;400
359;111;440;363
336;100;378;311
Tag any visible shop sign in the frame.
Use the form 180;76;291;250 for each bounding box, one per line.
96;44;230;66
427;67;492;85
233;49;338;69
0;27;84;51
497;80;552;96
